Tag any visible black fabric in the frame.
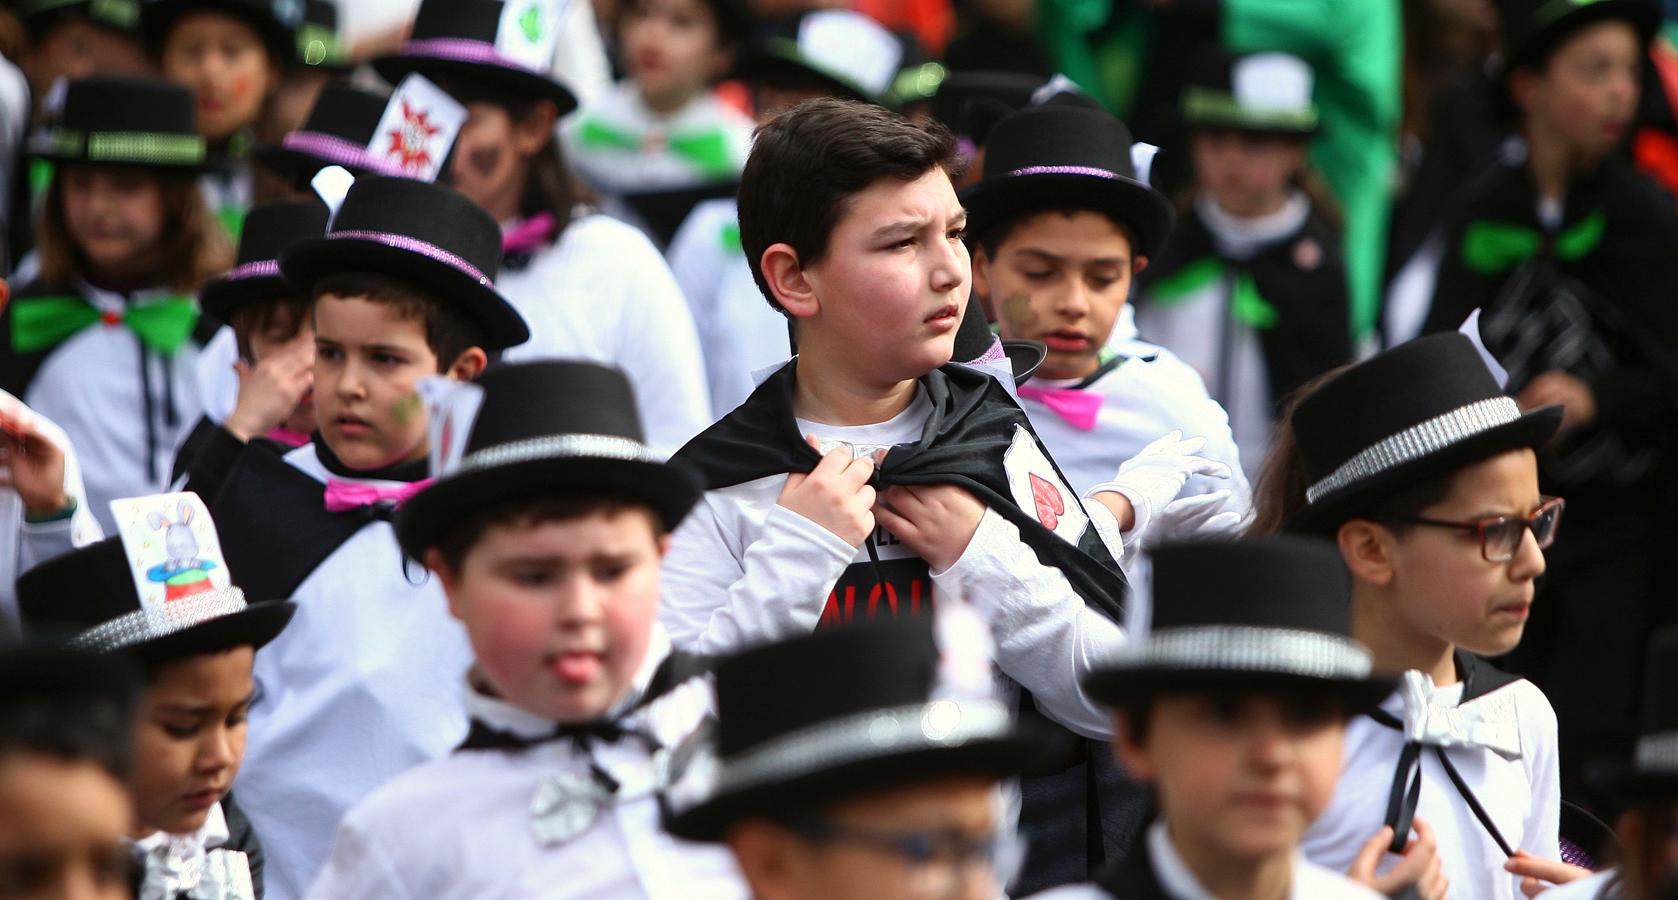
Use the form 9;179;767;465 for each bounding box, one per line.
169;417;290;504
619;182;739;250
1095;825;1169;900
1495;0;1659;75
1136;201;1352;410
200;201;327;324
929;71;1048;141
40;75;197;152
371;0;577;111
252;82;390;186
222;793;265;899
729;12;910;108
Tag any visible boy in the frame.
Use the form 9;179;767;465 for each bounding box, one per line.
1035;537;1406;899
1422;0;1678;802
1132;50;1352;480
175;200;328;500
0;643;138;900
966;101;1249;545
308;360;745;898
208;175;529;900
664;612;1047;900
1260;332;1575;898
663;97;1218;889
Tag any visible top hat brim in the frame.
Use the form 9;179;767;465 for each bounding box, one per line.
1003;340;1045;385
281;235;531;351
140;0;296;63
199;270;293;326
1585;757;1678;806
963;173;1175;260
125;599;296;666
1501;0;1661;77
252;143;388;186
1082;665;1397;715
394;455;703;561
1288;404;1563;535
371;54;577;115
665;726;1055;842
732;50;883;107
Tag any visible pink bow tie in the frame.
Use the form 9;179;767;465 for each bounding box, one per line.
265;427;311;448
1018;385;1103;431
502;212;558;254
323;478;432;513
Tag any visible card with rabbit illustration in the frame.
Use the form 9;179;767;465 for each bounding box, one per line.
108;492;231;608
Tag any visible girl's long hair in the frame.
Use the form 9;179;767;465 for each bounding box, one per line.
36;167;232;293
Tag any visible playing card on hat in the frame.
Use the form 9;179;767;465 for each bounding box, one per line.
496;0;567;72
368;74;466;183
108;492;231;609
1231;53;1313;116
798;10;902;100
418;376;486;478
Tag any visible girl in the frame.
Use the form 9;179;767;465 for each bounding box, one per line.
373;0;710;453
15;492;295;900
0;76;228;533
144;0;298;241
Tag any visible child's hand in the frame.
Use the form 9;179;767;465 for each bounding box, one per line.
1348;819;1448;900
1505;850;1591;897
0;408;68;517
226;332;315;442
873;484;985;572
776;436;877;547
1088;431;1231;535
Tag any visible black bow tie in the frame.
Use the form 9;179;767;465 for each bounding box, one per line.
458;716;657;753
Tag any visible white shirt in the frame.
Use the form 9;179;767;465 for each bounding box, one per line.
307;629;746;900
194;326;240;427
22;283;204;533
565;81;754;197
234;443;473;900
658;387;1127;740
665;199;793;417
1302;678;1562;900
1540;870;1616;899
0;391;103;638
498;213;711;454
131;802;256;900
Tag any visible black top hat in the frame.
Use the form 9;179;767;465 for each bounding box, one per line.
27;75;205;170
664;614;1052;842
293;0;349;70
1497;0;1659;75
1590;626;1678;799
1083;537;1395;709
0;643;139;776
279;175;531;350
200;200;328;326
140;0;303;64
253;82;399;185
733;10;909;108
929;70;1047;143
17;537;294;666
1181;47;1319;136
962;104;1175;259
9;0;141;35
395;361;703;556
1287;333;1561;533
952;297;1044;385
372;0;577;113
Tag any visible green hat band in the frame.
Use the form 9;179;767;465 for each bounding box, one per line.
15;0;139;29
40;128;206;166
1181;86;1318;133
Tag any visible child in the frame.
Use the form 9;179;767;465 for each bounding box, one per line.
8;0;150;100
1;75;229;533
1422;0;1678;803
1034;537;1402;899
175;200;328;501
1254;332;1576;899
17;491;295;900
373;0;711;452
307;359;744;898
564;0;753;243
664;613;1047;900
207;175;528;900
1132;50;1352;481
266;0;351;137
0;643;138;900
966;101;1249;547
0;393;102;637
144;0;301;241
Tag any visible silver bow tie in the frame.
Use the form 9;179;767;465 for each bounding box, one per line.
138;844;255;900
1398;670;1522;760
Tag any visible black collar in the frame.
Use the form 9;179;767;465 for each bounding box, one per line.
311;434;431;483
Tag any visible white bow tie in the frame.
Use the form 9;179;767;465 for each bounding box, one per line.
1398;670;1522;760
133;805;254;900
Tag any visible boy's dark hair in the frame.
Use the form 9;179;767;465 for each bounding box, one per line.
737;98;959;316
431;493;666;571
312;272;487;370
230;296;310;364
0;655;135;780
974;207;1139;262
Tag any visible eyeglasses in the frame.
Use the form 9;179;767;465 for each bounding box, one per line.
785;817;1025;898
1381;496;1565;562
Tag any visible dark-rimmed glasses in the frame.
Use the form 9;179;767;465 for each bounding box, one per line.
1382;496;1565;562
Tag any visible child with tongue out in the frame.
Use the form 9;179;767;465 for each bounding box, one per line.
307;360;746;899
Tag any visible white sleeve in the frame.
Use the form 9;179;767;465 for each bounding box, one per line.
549;0;612;112
304;809;413;900
1519;685;1563;861
18;411;103;572
666;210;731;415
660;498;858;654
606;230;714;453
930;509;1125;740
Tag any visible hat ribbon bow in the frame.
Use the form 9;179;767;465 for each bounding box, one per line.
1461;210;1605;275
322;478;432;513
1018;385;1103;430
11;294;199;355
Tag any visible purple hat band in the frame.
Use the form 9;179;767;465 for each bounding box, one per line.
280;132;406;177
225;259;282;282
400;38;544;75
1008;165;1123;179
327;230;492;286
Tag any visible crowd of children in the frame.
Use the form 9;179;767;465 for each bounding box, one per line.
1;0;1677;898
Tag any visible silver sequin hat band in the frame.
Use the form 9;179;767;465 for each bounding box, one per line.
68;588;251;654
454;433;660;475
1105;624;1374;681
1306;397;1523;505
1634;730;1678;774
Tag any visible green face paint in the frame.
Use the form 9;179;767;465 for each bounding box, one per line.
392;393;423;426
1000;292;1038;336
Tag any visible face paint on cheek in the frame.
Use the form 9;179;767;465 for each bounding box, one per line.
468;145;503;181
1000;292;1038;334
391;393;422;425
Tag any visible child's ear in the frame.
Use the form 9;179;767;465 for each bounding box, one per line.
444;347;489;381
761;243;818;319
513;100;560;156
423;548;464;617
1132;254;1149;275
1338;519;1397;588
1111;709;1156;782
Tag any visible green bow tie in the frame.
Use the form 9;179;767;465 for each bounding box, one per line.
11;295;199;355
1461;210;1605;275
575;119;736;178
1145;257;1278;330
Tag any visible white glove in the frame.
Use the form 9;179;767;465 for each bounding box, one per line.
1152;489;1249;545
1085;431;1232;543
